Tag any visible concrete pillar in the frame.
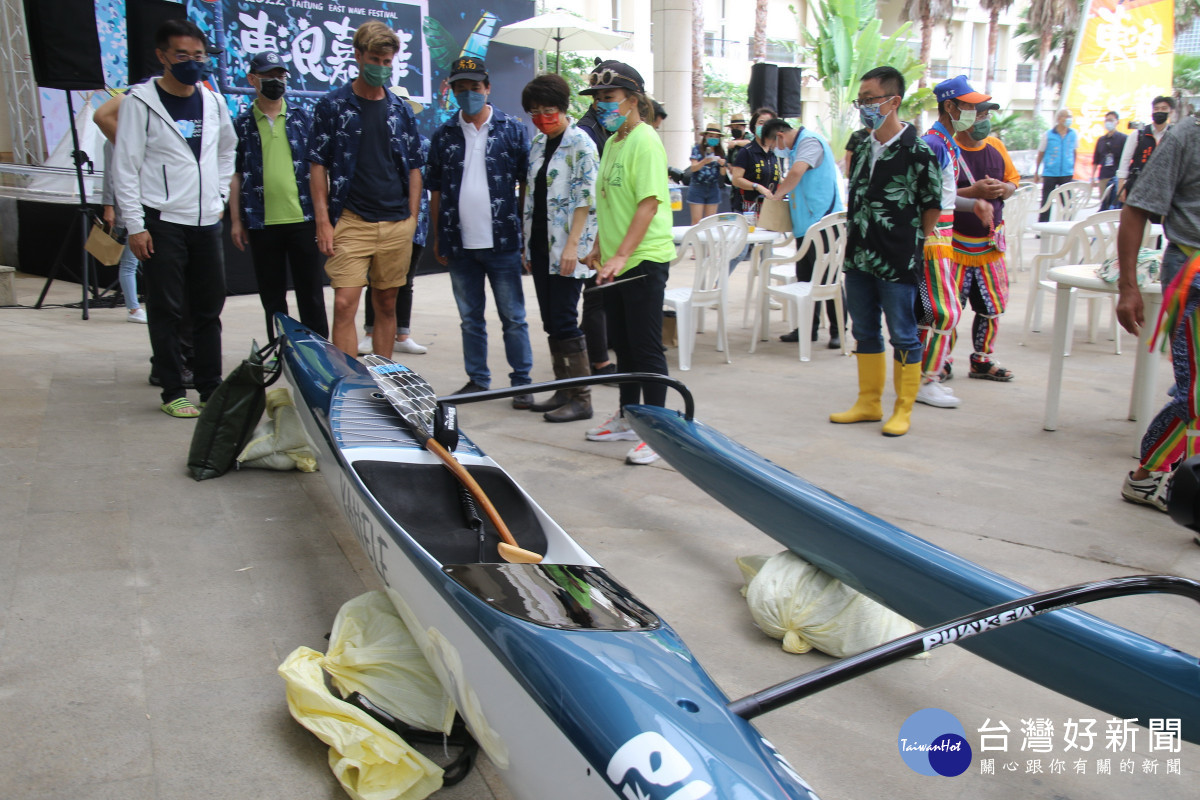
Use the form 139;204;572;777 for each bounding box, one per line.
651;0;693;169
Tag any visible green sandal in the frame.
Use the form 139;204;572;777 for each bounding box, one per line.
161;398;200;418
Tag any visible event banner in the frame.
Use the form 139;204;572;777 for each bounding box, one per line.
1062;0;1174;180
184;0;535;132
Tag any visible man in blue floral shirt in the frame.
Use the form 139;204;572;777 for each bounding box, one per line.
428;56;534;406
831;66;943;438
230;51;327;340
309;21;423;357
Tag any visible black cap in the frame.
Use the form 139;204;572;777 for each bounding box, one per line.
977;101;1000;113
580;60;644;96
248;51;286;74
448;56;488;83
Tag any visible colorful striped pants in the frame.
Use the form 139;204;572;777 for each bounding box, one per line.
951;255;1009;358
918;220;962;379
1139;287;1200;472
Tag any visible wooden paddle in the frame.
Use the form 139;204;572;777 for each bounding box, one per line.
364;357;543;565
422;437;542;564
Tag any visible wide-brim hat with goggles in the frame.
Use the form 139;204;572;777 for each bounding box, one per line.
934;75;991;104
448;56;488;83
248;51;287;74
580;60;644;95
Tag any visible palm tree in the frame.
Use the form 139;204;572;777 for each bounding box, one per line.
752;0;769;62
1023;0;1080;118
693;0;704;132
901;0;954;87
980;0;1014;93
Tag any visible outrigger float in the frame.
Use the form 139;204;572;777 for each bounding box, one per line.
276;314;1200;799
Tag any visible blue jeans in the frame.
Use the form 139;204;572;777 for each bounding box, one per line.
1099;176;1123;211
1161;242;1190;288
448;248;532;388
118;245;140;311
843;268;922;364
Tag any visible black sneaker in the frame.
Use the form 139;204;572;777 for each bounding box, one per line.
452;380;487;395
827;335;841;350
592;363;617;376
779;329;800;343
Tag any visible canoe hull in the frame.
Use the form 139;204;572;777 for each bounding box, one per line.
275;315;821;800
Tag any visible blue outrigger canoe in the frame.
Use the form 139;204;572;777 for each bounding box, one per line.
278;313;1200;798
277;315;821;799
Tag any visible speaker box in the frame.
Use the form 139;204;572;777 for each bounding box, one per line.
22;0;105;90
777;68;804;118
127;0;184;86
748;63;778;114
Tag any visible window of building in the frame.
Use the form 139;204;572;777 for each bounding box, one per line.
1016;63;1034;83
765;39;799;64
930;59;949;80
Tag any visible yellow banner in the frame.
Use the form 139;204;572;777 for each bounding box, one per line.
1064;0;1175;180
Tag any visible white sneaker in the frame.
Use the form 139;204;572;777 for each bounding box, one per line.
1122;471;1170;512
916;379;961;408
394;338;428;354
626;440;660;465
585;410;639;441
127;308;147;324
357;336;373;355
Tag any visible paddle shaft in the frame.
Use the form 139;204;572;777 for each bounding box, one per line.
424;438;515;545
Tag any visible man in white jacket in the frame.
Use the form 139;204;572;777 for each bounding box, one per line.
112;19;236;418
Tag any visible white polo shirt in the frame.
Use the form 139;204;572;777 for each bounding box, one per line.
459;107;494;250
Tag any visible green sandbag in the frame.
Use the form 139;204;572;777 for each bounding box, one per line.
187;340;281;481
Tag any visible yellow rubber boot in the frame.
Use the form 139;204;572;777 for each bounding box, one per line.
882;358;923;437
830;352;887;424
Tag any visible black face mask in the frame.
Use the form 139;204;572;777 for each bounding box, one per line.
1152;111;1169;125
259;78;286;101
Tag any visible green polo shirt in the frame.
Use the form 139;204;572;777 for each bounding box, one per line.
254;100;304;226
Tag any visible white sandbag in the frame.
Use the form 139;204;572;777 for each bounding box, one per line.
741;551;925;658
237;386;318;471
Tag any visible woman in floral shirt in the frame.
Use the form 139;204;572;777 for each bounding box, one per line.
521;74;600;423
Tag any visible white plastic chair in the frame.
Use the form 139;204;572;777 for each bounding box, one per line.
1036;180;1092;223
753;212;849;361
665;213;749;370
742;232;795;328
1003;183;1037;281
1021;210;1123;355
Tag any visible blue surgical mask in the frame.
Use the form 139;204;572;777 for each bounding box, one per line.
859;103;886;131
755;125;764;140
773;147;789;159
455;90;487;116
169;59;206;86
596;99;627;132
705;137;719;146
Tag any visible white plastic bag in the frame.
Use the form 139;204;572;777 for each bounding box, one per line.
237;386;318;471
740;551;925;658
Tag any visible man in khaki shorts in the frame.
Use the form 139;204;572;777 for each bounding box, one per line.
309;21;424;356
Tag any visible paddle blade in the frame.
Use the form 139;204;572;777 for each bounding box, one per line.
498;542;543;564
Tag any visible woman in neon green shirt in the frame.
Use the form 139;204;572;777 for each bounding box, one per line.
581;60;676;466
